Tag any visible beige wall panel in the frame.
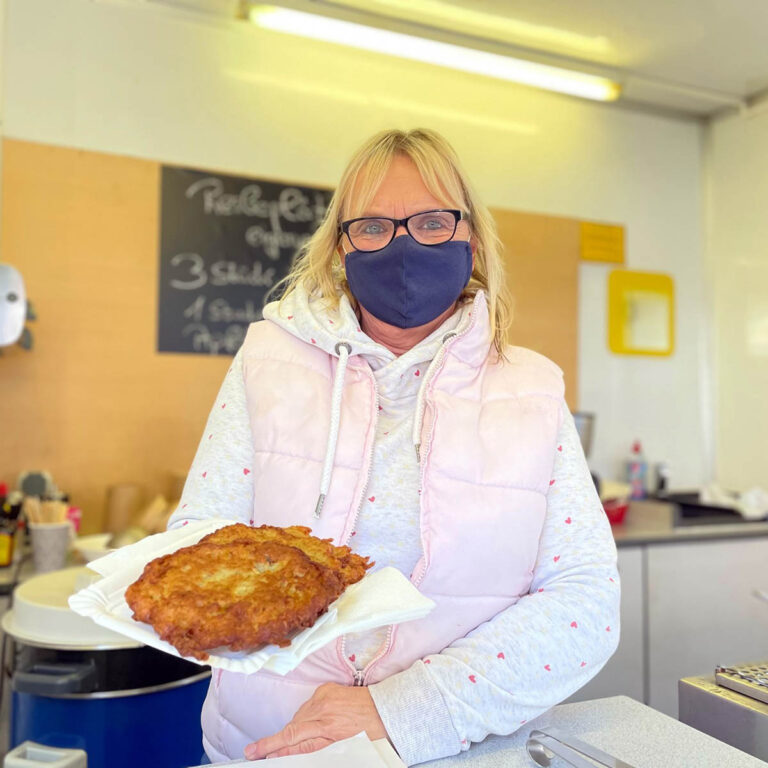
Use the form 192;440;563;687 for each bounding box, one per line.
491;208;579;410
0;139;229;532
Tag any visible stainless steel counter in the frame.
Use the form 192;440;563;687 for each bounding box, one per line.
612;500;768;547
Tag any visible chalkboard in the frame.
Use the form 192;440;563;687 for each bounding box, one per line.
158;166;333;355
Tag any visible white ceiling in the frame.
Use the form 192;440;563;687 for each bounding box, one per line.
151;0;768;117
439;0;768;97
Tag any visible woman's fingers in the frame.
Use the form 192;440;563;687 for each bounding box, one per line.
245;720;325;759
290;693;323;721
265;737;334;759
244;684;388;760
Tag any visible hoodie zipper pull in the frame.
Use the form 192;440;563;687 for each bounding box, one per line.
353;670;365;686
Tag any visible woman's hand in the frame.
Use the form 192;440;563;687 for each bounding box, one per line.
244;683;388;760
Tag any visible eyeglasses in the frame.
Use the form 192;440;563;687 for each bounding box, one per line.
340;209;464;253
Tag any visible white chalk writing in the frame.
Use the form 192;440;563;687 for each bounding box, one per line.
183;295;262;325
210;260;275;288
244;226;309;261
170;253;207;290
170;255;275;291
183;294;206;322
185;178;322;224
208;298;262;323
182;323;246;355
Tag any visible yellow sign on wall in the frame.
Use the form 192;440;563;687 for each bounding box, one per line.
580;221;625;264
608;270;675;356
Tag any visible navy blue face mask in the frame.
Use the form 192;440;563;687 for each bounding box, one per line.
344;235;473;329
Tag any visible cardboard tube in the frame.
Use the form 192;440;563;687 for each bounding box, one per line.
105;483;145;533
136;494;169;534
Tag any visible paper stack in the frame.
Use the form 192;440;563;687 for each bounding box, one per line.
193;733;405;768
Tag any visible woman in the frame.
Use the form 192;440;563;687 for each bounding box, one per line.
169;128;620;765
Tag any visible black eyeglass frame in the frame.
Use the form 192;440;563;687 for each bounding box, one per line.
339;209;465;253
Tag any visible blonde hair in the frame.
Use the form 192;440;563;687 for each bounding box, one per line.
276;128;512;355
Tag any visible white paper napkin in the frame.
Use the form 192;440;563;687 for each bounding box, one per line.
68;520;434;674
192;732;405;768
700;483;768;521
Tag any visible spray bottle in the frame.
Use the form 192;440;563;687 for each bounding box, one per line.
626;440;648;500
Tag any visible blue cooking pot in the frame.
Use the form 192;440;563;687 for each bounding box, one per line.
9;642;211;768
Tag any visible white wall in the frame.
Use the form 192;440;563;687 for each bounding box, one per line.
3;0;710;487
705;106;768;490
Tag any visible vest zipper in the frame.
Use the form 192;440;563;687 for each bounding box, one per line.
344;364;379;546
341;364;379;685
412;325;472;588
355;624;396;685
413;331;456;465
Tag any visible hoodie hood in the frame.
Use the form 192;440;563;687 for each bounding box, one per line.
262;286;487;517
263;285;481;371
263;285;390;365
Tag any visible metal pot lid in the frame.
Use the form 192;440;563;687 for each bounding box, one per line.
5;567;140;650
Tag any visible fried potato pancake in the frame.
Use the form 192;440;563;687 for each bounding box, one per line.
125;525;372;661
198;524;372;586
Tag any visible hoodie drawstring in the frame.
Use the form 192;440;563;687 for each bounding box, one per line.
315;328;458;516
412;331;458;464
314;341;352;518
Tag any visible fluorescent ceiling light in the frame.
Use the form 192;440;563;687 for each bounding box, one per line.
249;5;621;103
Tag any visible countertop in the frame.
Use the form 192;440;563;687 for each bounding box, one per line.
426;695;766;767
612;500;768;547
